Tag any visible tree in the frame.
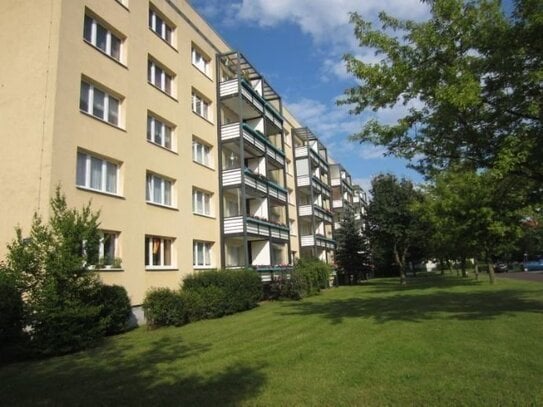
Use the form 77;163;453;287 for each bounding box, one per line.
341;0;542;202
366;174;424;285
335;208;368;284
2;187;107;355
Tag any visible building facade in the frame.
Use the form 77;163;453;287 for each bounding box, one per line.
0;0;366;306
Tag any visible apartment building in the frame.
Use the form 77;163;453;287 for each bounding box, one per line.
0;0;365;306
330;163;354;232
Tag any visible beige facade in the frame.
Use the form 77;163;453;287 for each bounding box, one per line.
0;0;366;306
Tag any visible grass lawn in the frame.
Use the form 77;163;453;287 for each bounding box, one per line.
1;273;543;406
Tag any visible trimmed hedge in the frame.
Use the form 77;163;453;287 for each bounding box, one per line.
143;269;262;328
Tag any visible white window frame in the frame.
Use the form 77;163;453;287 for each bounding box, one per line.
97;231;120;267
80;80;121;126
192;92;211;121
148;8;173;45
145;236;174;268
148;59;174;96
146;172;174;207
76;151;119;195
192;139;212;167
147;114;174;151
191;47;211;77
83;14;123;62
193;241;212;268
192;189;212;216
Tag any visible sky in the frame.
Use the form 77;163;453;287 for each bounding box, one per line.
190;0;514;194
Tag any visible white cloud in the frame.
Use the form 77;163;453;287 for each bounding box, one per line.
358;144;388;160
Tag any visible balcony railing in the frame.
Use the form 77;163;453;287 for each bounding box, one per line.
219;79;283;128
300;234;336;249
223;216;289;240
298;204;333;223
295;146;329;169
221;123;285;167
221;168;287;203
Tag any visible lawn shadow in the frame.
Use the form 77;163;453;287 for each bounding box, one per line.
363;273;485;294
1;330;266;406
281;287;543;325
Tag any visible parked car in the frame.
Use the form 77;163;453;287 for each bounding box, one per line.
523;258;543;272
494;262;508;273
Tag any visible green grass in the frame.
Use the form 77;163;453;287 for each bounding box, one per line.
2;273;543;406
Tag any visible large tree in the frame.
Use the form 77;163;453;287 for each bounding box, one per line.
335;208;368;284
366;174;424;285
341;0;542;198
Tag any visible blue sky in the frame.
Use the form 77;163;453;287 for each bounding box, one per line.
190;0;513;193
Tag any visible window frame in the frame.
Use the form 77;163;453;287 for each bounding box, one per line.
148;58;175;96
193;241;212;268
146;172;175;208
191;92;212;121
76;151;120;196
145;235;175;269
191;46;211;78
148;7;174;46
80;80;121;127
192;188;212;216
96;230;120;268
147;114;175;151
192;139;212;167
83;13;124;63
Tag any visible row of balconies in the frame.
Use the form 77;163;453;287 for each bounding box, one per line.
294;146;328;172
223;215;289;241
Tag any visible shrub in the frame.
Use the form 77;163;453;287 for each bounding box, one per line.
143;288;186;328
266;259;332;300
0;270;23;349
93;284;131;335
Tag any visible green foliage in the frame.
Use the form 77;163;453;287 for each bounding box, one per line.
0;268;23;349
335;209;369;283
143;288;186;328
93;285;131;335
268;259;332;300
143;269;262;328
2;187;131;356
341;0;543;205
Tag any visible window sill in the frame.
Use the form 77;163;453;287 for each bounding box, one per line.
193;160;215;171
192;64;213;82
76;186;125;199
192;111;214;125
193;266;214;270
149;28;178;52
193;212;215;220
95;267;124;272
83;40;128;69
146;201;179;211
147;140;178;155
146;267;178;272
148;82;178;102
80;111;126;132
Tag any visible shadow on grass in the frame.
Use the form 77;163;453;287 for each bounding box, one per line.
0;331;266;406
281;287;543;325
363;273;485;294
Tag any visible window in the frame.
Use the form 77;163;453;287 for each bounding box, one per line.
192;47;211;77
193;241;212;268
146;173;173;207
289;219;296;236
148;8;173;44
97;231;120;267
145;236;173;268
192;92;211;120
192;139;211;166
76;151;119;194
147;115;173;150
80;81;120;126
83;14;122;61
193;189;212;216
148;59;174;95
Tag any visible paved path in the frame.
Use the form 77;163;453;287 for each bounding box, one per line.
495;271;543;282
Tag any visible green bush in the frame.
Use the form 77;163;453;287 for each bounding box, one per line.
266;259;332;300
142;288;186;328
93;284;131;335
0;271;23;349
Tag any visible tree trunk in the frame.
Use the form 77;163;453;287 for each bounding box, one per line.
447;260;454;274
439;259;445;276
487;256;496;284
460;257;468;278
393;244;407;285
474;259;479;281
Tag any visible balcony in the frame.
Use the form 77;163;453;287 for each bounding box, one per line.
221;168;287;203
219;79;283;130
300;234;336;249
298;204;333;223
295;146;329;170
223;216;289;241
221;123;285;167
